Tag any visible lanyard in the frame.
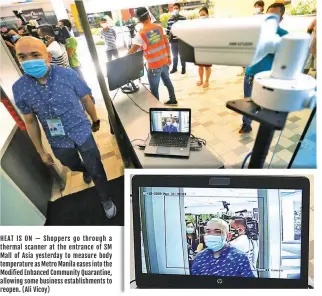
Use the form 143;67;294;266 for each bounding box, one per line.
32;69;56;118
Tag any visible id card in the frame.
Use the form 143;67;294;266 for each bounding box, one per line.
46;118;65;137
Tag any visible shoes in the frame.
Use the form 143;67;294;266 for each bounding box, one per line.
83;172;92;184
164;100;178;105
102;200;117;219
239;124;252;134
181;68;186;74
170;68;177;74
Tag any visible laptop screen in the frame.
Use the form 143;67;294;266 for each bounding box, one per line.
139;187;303;279
150;110;190;134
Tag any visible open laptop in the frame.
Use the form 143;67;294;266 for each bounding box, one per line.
131;175;310;289
144;108;191;158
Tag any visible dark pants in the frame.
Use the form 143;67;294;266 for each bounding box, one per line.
52;135;110;202
147;65;176;102
171;40;186;71
243;75;254;127
107;48;119;62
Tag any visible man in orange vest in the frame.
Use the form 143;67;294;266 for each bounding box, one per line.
128;7;177;105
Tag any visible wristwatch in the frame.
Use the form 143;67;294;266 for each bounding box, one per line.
92;119;100;132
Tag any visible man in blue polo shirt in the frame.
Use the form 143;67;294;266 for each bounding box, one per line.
12;36;116;219
239;3;288;134
191;218;254;277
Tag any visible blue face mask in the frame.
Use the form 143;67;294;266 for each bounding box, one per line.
204;235;226;252
200;16;207;19
21;59;48;78
11;35;20;42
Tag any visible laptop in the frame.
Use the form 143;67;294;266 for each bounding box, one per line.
131;174;310;289
144;108;191;158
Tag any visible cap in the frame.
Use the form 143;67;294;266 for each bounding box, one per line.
136;7;149;19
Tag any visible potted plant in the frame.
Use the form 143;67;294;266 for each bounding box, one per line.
289;0;316;15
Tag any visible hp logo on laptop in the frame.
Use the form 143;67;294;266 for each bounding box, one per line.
217;279;223;284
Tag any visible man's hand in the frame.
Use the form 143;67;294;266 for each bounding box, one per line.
128;44;140;55
168;57;172;65
92;120;100;132
40;152;54;166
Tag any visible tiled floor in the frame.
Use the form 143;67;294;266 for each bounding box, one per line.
51;37;313;200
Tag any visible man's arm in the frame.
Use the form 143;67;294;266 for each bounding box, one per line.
307;18;316;32
128;32;144;54
23;113;54;165
128;44;140;54
238;253;255;278
67;47;75;57
81;95;99;122
190;253;201;275
163;34;172;65
163;34;171;56
166;17;173;37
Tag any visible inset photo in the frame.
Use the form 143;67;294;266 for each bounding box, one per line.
127;171;314;289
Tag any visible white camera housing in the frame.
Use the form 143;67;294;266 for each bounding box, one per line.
171;15;317;113
171;14;280;67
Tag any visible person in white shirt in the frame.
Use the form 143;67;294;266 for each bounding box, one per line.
228;216;259;277
38;25;70;68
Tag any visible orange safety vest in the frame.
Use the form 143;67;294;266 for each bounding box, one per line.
139;23;169;69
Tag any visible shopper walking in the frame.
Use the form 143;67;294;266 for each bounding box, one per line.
128;7;178;105
166;2;187;74
100;18;119;62
239;3;288;134
196;7;212;88
13;36;117;219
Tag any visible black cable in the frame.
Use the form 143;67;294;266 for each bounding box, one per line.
131;134;150;149
125;93;149;114
191;134;206;146
141;82;151;94
130;279;136;284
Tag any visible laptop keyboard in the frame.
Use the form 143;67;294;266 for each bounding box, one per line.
149;136;189;147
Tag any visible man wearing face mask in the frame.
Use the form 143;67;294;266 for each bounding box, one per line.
239;2;288;134
228;217;259;277
100;18;119;62
163;118;178;132
186;223;198;252
191;219;254;277
128;7;177;106
8;28;21;43
166;2;187;74
12;37;117;219
58;19;83;79
254;1;265;15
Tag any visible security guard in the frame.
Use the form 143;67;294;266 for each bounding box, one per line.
128;7;177;105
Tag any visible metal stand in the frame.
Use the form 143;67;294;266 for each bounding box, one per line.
76;0;131;167
121;80;139;94
226;99;288;169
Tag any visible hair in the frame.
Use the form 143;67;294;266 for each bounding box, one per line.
136;7;149;22
18;26;24;31
173;2;181;9
38;25;55;37
230;216;247;228
207;218;229;235
199;6;209;15
254;1;265;8
59;19;72;31
267;2;285;16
